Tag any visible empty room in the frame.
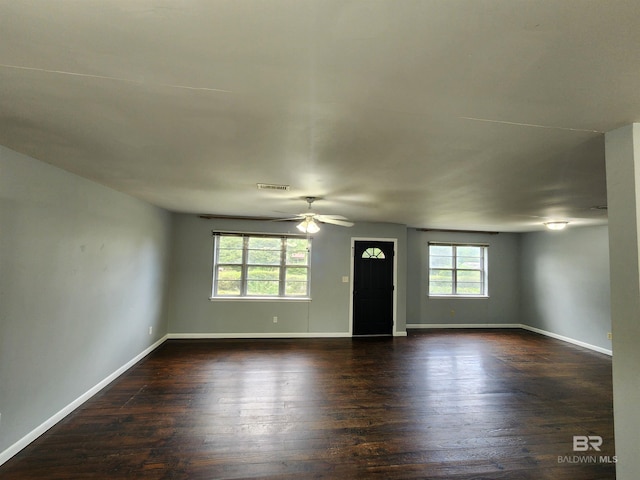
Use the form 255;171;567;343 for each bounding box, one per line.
1;1;639;479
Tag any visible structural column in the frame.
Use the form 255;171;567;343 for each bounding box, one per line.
605;124;640;480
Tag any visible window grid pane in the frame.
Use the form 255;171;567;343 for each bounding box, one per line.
286;250;308;265
247;249;281;265
285;266;309;296
218;248;243;264
285;281;308;296
213;235;310;298
430;255;453;268
246;280;280;296
428;244;487;297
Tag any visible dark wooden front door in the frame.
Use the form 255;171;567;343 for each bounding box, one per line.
352;241;394;336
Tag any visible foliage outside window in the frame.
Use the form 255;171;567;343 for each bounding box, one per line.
213;234;310;298
428;243;488;297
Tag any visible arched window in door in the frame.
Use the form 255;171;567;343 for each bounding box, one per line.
362;247;385;259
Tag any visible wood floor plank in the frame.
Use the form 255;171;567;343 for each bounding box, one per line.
0;330;615;479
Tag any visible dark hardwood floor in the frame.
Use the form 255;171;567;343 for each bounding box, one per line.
0;330;615;479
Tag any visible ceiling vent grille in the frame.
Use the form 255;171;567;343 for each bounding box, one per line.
257;183;290;191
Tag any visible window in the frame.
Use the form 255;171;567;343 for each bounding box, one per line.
362;247;386;259
428;243;488;297
213;233;310;299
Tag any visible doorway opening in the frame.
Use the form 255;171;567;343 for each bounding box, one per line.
351;239;396;336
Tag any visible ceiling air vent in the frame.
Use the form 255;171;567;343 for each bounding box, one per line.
257;183;290;191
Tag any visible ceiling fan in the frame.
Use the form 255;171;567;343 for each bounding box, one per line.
279;197;354;233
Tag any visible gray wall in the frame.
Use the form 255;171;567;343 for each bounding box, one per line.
0;146;173;454
520;226;611;351
406;229;520;325
167;214;407;335
0;142;616;463
605;123;640;479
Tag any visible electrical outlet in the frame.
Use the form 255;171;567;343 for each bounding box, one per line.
273;316;278;323
342;276;349;283
607;332;613;340
148;326;153;335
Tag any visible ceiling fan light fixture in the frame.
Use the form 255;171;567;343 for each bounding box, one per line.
297;217;320;233
306;219;320;233
544;221;569;231
296;219;308;232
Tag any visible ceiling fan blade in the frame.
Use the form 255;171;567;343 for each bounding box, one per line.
316;214;348;221
318;217;354;227
199;213;280;221
270;216;304;222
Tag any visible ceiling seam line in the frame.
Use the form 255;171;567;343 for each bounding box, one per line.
459;116;603;134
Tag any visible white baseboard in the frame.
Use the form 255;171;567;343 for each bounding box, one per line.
406;323;522;329
520;325;613;356
0;335;168;467
167;332;352;339
406;323;613;356
169;331;409;339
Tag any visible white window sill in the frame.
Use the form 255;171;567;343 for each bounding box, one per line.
428;295;489;299
209;297;312;302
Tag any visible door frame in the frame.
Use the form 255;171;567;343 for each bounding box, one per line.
349;237;399;336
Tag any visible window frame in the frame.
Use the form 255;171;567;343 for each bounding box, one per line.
428;242;489;298
211;232;311;300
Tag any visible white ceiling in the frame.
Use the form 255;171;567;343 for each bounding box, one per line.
2;1;639;232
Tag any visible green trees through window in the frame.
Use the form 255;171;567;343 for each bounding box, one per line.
214;234;310;298
428;243;488;296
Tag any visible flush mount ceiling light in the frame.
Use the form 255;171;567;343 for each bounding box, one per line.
544;221;569;231
296;216;320;234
